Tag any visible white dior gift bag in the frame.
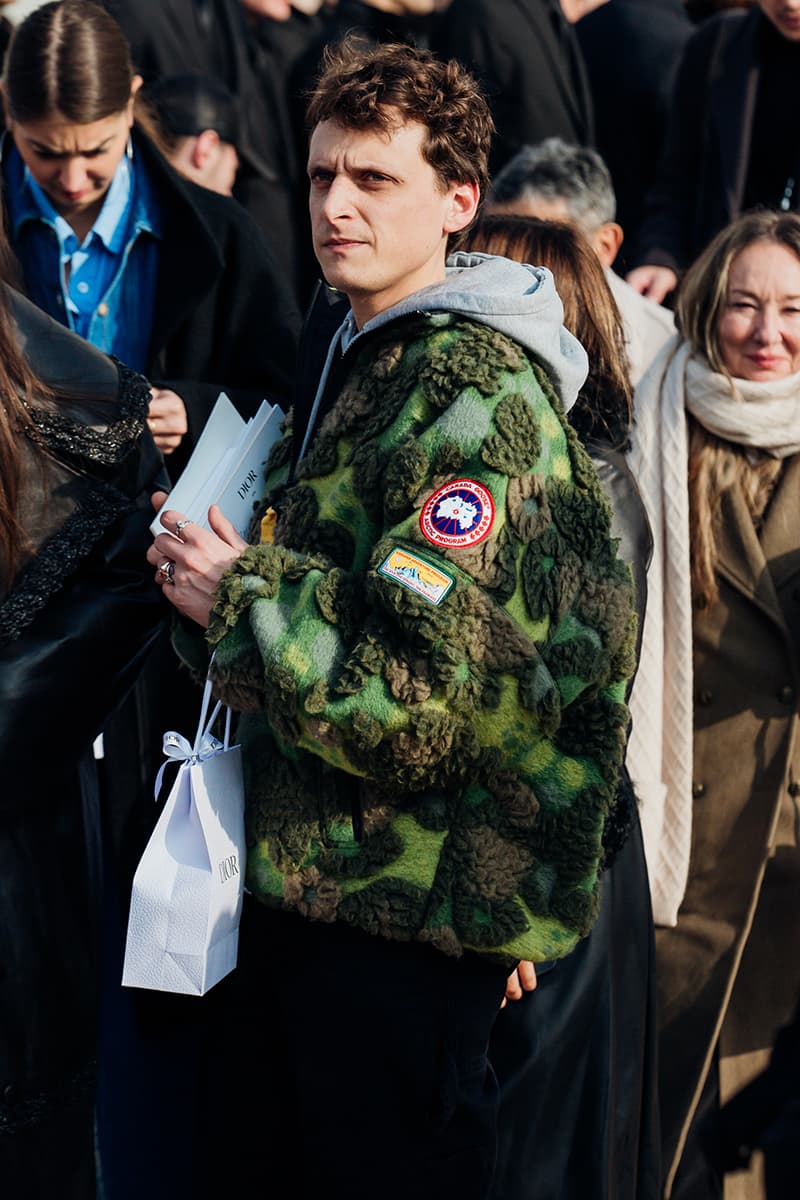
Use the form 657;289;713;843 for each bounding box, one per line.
122;668;246;996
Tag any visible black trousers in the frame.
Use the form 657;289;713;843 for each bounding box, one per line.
195;901;509;1200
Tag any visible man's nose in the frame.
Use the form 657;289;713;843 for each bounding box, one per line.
320;175;356;220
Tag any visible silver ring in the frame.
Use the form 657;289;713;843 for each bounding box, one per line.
158;559;176;585
175;519;192;535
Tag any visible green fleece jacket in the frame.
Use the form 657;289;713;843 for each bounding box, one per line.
204;311;635;965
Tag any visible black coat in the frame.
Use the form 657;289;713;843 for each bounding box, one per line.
576;0;693;271
0;291;166;1192
434;0;594;173
634;8;791;272
132;131;299;472
103;0;302;303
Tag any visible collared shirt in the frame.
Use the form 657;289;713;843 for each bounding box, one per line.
4;140;163;372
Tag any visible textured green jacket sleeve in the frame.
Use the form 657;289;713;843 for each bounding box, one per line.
206;315;636;961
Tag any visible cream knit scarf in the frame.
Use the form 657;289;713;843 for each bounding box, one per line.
627;339;800;925
686;355;800;457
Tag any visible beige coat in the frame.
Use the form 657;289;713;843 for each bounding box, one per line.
657;457;800;1198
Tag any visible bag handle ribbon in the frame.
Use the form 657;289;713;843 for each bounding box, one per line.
153;654;233;800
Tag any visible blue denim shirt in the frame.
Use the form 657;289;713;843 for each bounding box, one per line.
4;141;163;373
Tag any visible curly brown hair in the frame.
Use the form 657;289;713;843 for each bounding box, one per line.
305;36;494;214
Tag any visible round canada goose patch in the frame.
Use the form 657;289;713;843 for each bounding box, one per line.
420;479;495;549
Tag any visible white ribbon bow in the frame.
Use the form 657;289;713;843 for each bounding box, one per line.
153;725;224;802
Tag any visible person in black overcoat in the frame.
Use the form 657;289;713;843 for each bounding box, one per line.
103;0;304;303
627;2;800;303
575;0;693;272
434;0;594;174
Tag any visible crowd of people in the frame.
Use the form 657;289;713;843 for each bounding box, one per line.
0;2;799;1200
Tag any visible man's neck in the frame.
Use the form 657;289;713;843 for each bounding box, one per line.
348;265;448;331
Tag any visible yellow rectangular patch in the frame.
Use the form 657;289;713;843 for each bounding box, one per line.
377;547;455;606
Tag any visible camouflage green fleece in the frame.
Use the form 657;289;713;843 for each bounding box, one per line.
206;312;636;965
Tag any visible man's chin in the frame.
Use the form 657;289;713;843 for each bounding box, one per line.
318;262;361;295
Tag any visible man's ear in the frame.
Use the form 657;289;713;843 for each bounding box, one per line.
192;128;222;170
591;221;624;268
444;180;481;235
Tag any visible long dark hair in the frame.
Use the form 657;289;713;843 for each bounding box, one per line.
3;0;134;124
0;272;51;584
462;214;632;447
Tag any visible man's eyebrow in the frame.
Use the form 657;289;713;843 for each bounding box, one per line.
307;158;400;177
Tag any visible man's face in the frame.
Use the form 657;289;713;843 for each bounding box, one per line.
308;116;478;327
758;1;800;40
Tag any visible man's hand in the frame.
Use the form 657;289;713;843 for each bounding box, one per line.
625;264;678;305
148;388;189;454
146;492;249;627
500;961;538;1009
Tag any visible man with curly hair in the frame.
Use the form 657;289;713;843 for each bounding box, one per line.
149;37;636;1198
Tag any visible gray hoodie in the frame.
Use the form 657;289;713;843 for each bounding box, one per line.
299;252;588;462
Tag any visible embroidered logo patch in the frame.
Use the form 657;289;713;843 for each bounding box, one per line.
419;479;495;549
378;547;455;606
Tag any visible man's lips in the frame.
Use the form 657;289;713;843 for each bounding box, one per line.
322;236;365;250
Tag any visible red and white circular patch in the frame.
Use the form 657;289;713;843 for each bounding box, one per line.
419;479;495;549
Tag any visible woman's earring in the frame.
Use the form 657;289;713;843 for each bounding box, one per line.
126;134;133;160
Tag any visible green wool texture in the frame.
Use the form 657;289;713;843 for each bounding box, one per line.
206;314;636;965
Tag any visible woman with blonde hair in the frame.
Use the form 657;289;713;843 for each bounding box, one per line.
629;208;800;1199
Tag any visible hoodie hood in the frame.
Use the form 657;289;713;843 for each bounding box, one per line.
342;251;588;413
